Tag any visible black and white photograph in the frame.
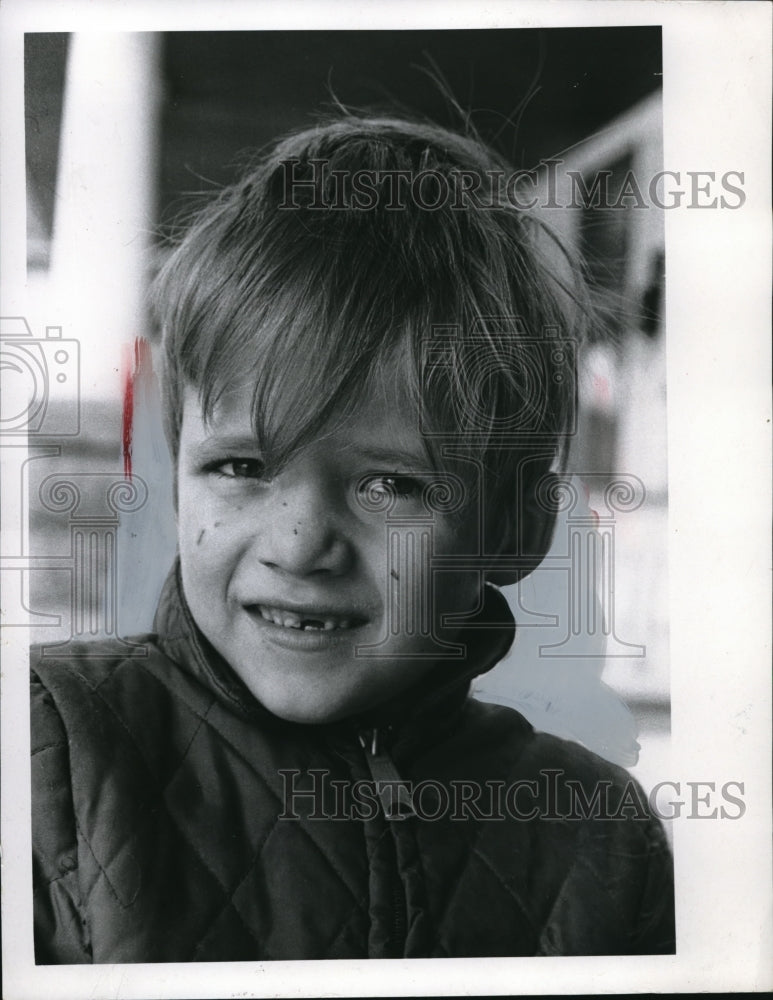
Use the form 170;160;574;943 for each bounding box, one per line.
1;1;770;997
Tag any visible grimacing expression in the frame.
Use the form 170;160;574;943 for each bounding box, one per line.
176;385;484;724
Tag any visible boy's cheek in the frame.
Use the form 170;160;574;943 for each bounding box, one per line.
178;477;228;541
375;535;480;637
177;497;230;581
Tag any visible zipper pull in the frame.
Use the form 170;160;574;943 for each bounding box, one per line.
359;728;415;820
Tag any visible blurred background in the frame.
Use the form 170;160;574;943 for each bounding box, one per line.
16;28;668;793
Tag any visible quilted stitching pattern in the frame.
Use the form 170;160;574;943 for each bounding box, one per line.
33;653;378;961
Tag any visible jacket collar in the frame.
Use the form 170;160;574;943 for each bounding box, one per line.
154;559;516;738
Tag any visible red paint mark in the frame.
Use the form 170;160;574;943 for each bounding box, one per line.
121;359;134;478
121;337;154;479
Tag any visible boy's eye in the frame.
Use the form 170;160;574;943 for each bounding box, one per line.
211;458;266;480
360;474;423;500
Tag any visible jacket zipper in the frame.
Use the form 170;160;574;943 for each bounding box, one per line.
359;726;411;954
358;727;415;820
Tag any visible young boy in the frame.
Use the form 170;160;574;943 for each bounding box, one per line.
31;115;675;961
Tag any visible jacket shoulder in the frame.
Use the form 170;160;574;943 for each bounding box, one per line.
459;699;675;954
464;697;645;789
31;636;217;789
31;634;216;725
31;637;155;698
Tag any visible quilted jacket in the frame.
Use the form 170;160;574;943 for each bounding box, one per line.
31;564;675;962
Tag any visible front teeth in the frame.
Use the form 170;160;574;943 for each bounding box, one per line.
258;606;301;629
257;606;351;631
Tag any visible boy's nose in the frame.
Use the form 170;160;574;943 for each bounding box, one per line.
255;484;353;578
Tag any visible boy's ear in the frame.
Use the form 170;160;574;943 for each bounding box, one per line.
485;472;560;588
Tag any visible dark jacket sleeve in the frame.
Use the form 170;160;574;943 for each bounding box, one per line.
630;806;676;954
31;672;92;964
520;733;676;957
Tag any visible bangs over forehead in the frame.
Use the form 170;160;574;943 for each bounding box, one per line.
154;116;582;481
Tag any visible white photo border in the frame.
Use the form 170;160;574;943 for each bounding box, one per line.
1;1;770;996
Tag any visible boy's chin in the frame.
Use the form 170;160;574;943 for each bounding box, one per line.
250;687;374;727
234;657;436;727
264;701;355;726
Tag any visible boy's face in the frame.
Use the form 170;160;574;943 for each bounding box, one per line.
176;385;482;724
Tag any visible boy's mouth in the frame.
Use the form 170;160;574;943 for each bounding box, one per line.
252;604;366;632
